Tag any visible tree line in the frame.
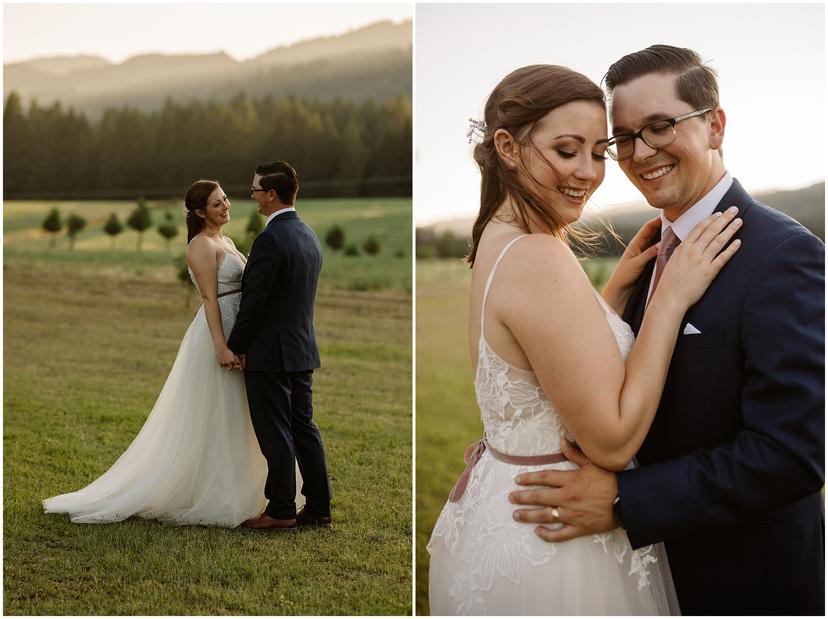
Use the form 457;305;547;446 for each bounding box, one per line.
4;92;411;199
42;199;188;251
42;199;395;260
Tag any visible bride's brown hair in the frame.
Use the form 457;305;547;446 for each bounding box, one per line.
184;179;220;243
467;65;606;265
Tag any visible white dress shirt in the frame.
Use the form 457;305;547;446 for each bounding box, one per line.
265;206;296;227
645;171;733;302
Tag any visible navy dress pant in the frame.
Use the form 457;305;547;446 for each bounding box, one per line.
244;370;331;519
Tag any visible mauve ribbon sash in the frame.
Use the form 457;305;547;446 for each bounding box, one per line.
217;289;242;298
448;438;568;503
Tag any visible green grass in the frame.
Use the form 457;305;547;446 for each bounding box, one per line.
4;197;412;293
4;198;412;615
414;256;617;615
415;260;478;616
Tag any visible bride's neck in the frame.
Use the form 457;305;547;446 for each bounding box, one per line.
494;198;555;235
201;223;224;239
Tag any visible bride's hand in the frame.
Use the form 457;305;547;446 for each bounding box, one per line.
602;216;661;313
216;346;239;369
613;216;663;286
656;207;742;310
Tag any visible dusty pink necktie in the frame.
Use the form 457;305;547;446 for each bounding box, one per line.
647;227;681;305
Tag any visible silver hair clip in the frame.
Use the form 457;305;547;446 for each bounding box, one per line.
466;118;486;144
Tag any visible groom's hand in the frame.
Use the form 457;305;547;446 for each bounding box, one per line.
237;354;246;369
509;438;618;542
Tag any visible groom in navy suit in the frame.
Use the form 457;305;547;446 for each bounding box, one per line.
510;46;824;614
228;160;332;530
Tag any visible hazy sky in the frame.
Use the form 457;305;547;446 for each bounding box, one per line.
3;3;413;64
416;3;825;225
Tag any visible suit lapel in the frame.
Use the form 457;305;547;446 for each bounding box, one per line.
623;177;754;334
623;232;658;336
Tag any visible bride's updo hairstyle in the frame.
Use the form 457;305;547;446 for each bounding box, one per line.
184;179;220;243
467;65;605;265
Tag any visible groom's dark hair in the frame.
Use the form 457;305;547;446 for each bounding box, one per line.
605;45;719;113
256;160;299;205
604;45;721;156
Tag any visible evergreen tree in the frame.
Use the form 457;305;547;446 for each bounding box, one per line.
363;235;381;255
172;253;196;306
42;207;62;248
126;197;153;251
4;92;32;194
157;211;179;252
65;213;86;250
103;213;124;249
325;225;345;251
5;91;412;198
246;209;264;237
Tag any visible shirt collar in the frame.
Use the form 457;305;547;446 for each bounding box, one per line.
661;171;732;241
265;206;296;227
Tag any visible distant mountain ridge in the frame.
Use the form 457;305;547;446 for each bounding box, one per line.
250;19;412;66
4;19;411;115
14;55;111;75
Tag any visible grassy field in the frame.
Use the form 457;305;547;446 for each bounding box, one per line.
4;197;411;293
414;256;616;615
415;259;477;616
4;198;412;615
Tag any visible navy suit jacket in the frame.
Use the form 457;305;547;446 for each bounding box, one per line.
618;179;824;614
227;211;322;373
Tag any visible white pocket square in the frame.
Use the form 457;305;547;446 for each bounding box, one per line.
683;323;702;335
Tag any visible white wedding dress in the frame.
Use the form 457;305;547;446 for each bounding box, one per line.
427;236;680;615
43;252;302;527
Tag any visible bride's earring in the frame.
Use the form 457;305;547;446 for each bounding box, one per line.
493;128;519;171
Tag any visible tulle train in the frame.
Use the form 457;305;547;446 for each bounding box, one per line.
43;306;303;527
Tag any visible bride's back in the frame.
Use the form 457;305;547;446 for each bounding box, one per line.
468;224;572;456
467;222;534;375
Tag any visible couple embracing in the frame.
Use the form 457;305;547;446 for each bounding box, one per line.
44;161;332;531
428;45;824;614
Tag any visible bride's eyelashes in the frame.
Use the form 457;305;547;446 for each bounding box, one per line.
553;149;607;162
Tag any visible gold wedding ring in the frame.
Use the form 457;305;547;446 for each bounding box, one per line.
551;507;560;521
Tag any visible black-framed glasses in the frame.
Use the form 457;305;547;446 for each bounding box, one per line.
607;108;711;161
250;187;268;193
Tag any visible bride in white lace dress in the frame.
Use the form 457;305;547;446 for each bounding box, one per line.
43;180;300;526
427;66;741;614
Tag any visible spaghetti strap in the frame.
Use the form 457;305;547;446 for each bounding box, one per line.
480;234;529;331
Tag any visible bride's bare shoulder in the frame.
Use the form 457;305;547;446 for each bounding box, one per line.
514;233;569;255
186;234;221;267
496;234;582;281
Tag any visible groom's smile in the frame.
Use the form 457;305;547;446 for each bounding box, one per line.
639;163;674;181
610;72;725;221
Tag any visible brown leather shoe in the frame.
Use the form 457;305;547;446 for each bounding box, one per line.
242;513;298;530
296;506;332;528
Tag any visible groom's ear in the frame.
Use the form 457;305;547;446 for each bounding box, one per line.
494;128;520;170
708;107;726;152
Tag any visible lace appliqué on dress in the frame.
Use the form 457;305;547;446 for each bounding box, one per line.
187;252;245;340
592;532;658;590
476;338;568;456
431;454;560;615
